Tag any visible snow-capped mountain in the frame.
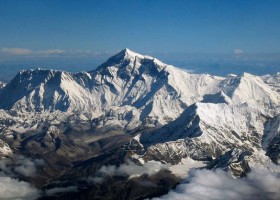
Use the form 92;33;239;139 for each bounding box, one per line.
1;49;278;125
0;49;279;199
0;49;223;125
136;71;280;168
0;69;95;114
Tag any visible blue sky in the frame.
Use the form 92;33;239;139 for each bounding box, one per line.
0;0;280;79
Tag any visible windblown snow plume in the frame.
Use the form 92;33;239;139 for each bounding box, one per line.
153;168;280;200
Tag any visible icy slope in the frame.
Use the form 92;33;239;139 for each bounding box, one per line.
221;72;280;111
89;48;223;124
140;102;267;164
143;103;264;143
0;69;96;115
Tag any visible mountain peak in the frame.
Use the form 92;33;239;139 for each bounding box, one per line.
122;48;133;54
94;49;168;73
119;48;152;60
100;48;146;65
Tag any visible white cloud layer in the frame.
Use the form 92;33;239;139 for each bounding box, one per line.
0;47;110;58
1;48;32;55
153;168;280;200
97;160;169;179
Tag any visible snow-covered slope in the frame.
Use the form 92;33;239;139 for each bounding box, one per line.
0;49;278;146
220;72;280;112
139;102;267;164
5;49;278;128
144;102;264;144
0;69;96;116
88;48;223;124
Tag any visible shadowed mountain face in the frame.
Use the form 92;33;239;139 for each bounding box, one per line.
0;49;279;199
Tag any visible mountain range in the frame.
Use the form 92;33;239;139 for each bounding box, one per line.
0;49;279;199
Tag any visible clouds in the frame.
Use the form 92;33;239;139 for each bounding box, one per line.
0;48;32;55
0;156;44;199
100;160;169;177
93;160;170;182
0;155;44;177
234;48;244;54
13;156;45;177
153;168;280;200
0;177;41;200
0;47;112;58
45;186;78;196
0;155;79;199
0;47;67;56
43;161;169;197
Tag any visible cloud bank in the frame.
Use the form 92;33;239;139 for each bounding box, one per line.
99;160;169;178
91;160;169;182
0;156;44;200
0;47;112;58
0;48;32;55
0;177;41;200
153;168;280;200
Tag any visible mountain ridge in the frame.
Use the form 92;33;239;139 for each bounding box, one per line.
0;49;226;125
0;49;279;128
